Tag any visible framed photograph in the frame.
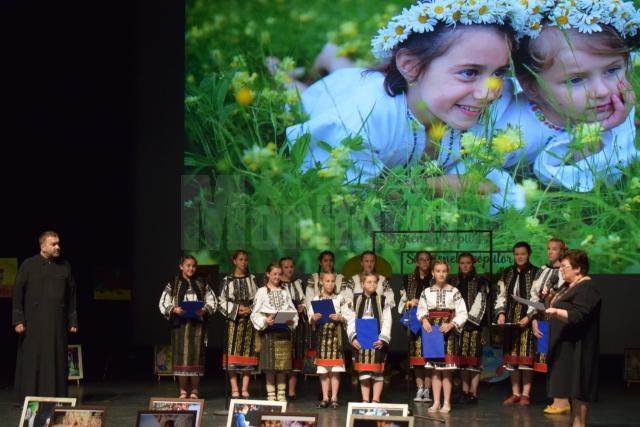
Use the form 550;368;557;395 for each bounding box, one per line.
259;412;317;426
149;397;205;427
19;396;77;427
50;407;107;427
346;402;409;427
350;415;414;427
0;257;18;298
136;410;197;427
624;348;640;385
154;344;173;376
68;344;84;381
226;399;287;427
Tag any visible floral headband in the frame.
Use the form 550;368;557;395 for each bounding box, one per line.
511;0;640;41
371;0;640;61
371;0;513;61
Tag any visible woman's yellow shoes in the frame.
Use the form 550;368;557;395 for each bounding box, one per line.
544;405;571;414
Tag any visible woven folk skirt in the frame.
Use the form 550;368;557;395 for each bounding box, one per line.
259;330;293;372
409;332;426;367
458;325;483;372
502;302;535;370
172;320;206;376
291;319;310;372
223;316;259;371
314;322;345;372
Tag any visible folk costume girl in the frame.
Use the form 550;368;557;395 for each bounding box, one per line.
345;251;395;308
530;238;569;415
511;0;639;193
251;263;298;402
158;255;217;399
398;250;434;402
306;251;349;302
348;273;393;403
417;260;468;413
450;252;489;404
279;256;308;400
286;0;522;211
308;271;354;409
495;241;539;406
218;250;259;398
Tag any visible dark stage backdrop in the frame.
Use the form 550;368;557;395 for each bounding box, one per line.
0;0;638;385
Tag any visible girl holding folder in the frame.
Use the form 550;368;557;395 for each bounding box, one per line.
158;255;217;399
308;271;353;408
348;273;392;403
417;260;468;413
251;263;298;401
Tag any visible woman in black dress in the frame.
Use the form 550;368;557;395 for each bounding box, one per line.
545;250;601;427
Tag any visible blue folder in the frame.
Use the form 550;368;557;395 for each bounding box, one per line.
421;327;445;358
179;301;205;319
536;320;549;354
356;318;379;350
311;299;336;325
400;307;421;334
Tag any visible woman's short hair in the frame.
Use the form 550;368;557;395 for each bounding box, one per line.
561;249;590;275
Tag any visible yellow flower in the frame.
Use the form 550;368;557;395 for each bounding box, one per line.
461;132;486;151
492;126;523;155
485;76;503;92
235;87;254;105
427;121;448;141
574;122;603;152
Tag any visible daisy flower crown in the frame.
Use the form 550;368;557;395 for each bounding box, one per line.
511;0;640;42
371;0;514;61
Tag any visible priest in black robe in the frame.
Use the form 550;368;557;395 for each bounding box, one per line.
12;231;78;402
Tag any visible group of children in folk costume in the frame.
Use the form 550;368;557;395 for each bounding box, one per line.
158;242;572;413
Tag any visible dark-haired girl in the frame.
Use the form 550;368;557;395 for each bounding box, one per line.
450;252;488;404
495;242;539;406
279;257;308;400
251;263;298;401
218;250;259;398
398;250;433;402
285;2;520;209
159;255;217;398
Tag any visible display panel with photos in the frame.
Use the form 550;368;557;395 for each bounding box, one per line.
136;410;197;427
19;396;77;427
149;397;205;427
50;407;107;427
226;399;287;427
350;415;414;427
259;412;317;426
345;402;409;427
67;344;84;380
183;1;640;275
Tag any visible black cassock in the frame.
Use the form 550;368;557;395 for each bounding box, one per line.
12;254;78;402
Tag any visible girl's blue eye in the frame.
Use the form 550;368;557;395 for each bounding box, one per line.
459;69;478;79
493;69;507;78
568;77;583;85
606;67;622;76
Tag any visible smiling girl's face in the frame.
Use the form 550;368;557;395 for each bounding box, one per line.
400;26;510;130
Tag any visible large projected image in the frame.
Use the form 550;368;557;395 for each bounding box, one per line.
184;0;640;274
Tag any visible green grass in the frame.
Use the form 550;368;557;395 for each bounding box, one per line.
184;0;640;274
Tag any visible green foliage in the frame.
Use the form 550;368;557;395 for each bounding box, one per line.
184;0;640;273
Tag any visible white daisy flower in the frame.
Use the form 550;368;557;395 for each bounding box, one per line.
430;0;451;20
406;4;437;33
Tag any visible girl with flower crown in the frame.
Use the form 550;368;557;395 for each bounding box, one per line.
285;0;525;212
468;0;639;194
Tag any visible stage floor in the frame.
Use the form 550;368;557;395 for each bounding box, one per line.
2;376;639;426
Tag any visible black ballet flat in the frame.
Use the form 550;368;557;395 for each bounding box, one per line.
287;394;297;401
317;400;330;409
